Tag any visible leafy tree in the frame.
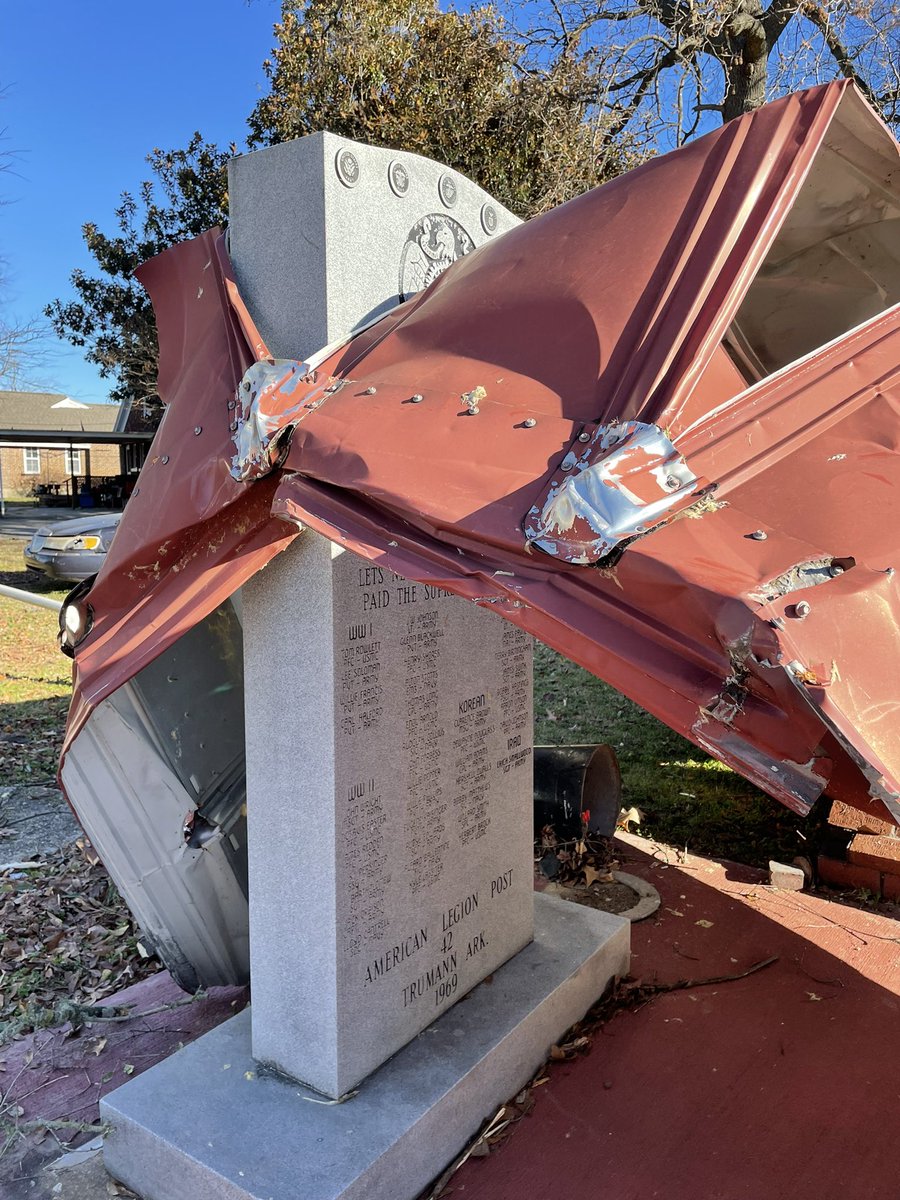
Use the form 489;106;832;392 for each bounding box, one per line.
46;136;231;415
47;1;634;416
247;0;632;217
48;0;900;416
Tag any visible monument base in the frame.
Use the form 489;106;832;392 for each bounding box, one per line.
101;895;629;1200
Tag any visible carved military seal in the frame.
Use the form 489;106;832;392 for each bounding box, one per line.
398;213;474;300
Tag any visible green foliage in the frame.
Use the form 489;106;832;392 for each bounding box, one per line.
248;0;630;218
46;1;900;413
45;135;231;412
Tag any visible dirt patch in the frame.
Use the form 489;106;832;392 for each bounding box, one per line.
547;879;640;915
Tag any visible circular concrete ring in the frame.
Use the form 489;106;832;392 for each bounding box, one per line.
613;871;661;922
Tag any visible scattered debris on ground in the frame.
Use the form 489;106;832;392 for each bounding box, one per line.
534;812;630;915
0;839;159;1045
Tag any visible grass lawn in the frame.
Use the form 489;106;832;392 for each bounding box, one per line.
533;641;817;868
0;513;837;1049
0;535;71;788
1;529;159;1046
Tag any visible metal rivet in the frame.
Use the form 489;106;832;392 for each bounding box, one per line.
160;455;169;465
467;405;479;415
794;601;811;618
227;399;236;410
243;381;251;392
364;386;377;395
577;431;591;443
829;564;844;577
410;394;423;404
230;421;238;432
664;475;680;490
561;461;572;471
194;426;202;435
750;530;767;541
523;418;536;428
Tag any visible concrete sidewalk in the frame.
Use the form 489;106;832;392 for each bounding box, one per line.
1;835;898;1199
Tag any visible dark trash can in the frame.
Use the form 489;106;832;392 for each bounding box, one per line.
534;744;622;840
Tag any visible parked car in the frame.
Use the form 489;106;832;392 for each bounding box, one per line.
24;513;121;583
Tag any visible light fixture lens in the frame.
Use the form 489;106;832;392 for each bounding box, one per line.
64;605;84;637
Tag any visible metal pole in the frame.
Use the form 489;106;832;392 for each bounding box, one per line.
0;583;63;612
69;439;77;509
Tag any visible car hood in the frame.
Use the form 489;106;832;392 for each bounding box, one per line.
35;513;122;539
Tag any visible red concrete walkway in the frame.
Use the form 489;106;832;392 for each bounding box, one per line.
2;834;898;1199
450;833;900;1200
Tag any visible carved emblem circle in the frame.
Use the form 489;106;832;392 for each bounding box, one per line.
335;148;360;188
388;160;410;197
481;203;498;235
399;214;474;300
438;173;458;208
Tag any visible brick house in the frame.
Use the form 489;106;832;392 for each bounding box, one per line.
0;391;148;502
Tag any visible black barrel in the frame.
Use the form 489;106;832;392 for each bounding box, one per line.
533;744;622;839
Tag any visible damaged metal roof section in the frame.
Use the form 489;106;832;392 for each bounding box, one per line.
522;420;706;563
63;80;900;856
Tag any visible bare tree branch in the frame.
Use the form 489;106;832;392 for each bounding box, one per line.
799;2;879;107
763;0;805;49
0;315;56;391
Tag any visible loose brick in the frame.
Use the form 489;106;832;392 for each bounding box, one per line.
816;856;882;895
847;833;900;872
828;800;896;837
768;861;805;891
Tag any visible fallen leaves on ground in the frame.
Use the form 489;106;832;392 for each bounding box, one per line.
537;824;615;886
0;699;70;787
0;840;159;1043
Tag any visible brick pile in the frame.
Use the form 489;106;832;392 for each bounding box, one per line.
817;800;900;898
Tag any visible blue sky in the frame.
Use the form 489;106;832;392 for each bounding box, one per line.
1;0;281;405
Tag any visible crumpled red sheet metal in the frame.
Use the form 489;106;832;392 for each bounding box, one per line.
62;230;297;747
62;80;900;827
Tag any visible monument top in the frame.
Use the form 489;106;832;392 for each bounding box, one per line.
227;132;521;361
